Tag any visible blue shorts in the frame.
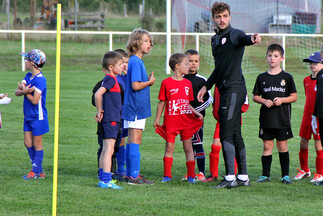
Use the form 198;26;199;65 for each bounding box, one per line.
121;120;128;138
24;118;49;136
101;121;121;139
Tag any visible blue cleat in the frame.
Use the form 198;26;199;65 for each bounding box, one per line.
281;176;292;184
187;176;196;183
161;176;172;183
98;180;123;189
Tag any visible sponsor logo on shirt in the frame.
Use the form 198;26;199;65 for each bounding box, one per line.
168;99;192;115
170;88;179;95
263;86;285;93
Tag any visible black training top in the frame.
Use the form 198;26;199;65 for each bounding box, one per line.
205;25;254;93
183;72;213;117
252;70;297;129
314;69;323;118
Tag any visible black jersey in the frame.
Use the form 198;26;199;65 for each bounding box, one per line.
183;73;213;117
205;25;254;93
253;70;297;129
314;69;323;118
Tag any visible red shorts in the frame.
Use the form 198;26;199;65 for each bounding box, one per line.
156;124;201;143
213;122;220;139
299;123;320;140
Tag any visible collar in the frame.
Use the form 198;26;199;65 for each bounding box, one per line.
214;25;232;36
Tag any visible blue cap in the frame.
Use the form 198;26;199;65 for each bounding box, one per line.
303;52;323;63
21;49;46;69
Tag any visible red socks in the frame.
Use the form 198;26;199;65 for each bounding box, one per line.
186;160;196;178
163;157;173;178
299;148;309;172
316;150;323;175
209;144;221;178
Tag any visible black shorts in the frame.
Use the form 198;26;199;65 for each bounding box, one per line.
101;121;121;139
259;127;293;141
192;125;204;145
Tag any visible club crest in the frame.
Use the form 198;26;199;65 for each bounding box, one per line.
280;79;285;86
221;37;226;45
185;87;189;95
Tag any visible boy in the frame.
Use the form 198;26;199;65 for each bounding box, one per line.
295;52;323;183
253;44;297;184
91;49;128;178
122;29;156;185
114;49;129;180
182;49;213;181
154;53;203;183
95;51;124;189
313;48;323;186
15;49;49;179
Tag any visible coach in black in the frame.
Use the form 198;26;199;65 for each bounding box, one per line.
197;1;261;188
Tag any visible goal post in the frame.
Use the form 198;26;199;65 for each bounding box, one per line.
170;0;322;74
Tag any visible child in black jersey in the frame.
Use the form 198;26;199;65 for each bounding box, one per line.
252;44;297;184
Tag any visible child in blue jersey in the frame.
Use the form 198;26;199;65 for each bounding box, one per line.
95;51;124;189
122;28;156;185
15;49;49;179
114;49;129;180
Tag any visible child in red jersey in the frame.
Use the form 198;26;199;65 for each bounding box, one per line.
153;53;203;183
293;52;323;183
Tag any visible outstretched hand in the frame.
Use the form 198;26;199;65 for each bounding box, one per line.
252;33;261;44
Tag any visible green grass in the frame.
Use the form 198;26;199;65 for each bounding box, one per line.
0;39;323;216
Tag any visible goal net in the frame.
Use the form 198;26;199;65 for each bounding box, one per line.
171;0;322;73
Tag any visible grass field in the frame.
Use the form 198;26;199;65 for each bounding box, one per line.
0;36;322;216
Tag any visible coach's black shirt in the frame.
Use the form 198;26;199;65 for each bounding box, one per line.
205;25;254;93
314;69;323;118
252;70;297;129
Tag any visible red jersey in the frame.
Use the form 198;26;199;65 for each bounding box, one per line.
158;77;202;131
212;85;249;121
301;75;317;126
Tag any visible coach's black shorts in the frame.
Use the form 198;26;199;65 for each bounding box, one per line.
259;127;293;141
101;121;121;139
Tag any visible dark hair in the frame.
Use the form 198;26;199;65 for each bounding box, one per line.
127;28;153;56
102;51;123;70
169;53;188;71
266;44;284;57
185;49;199;56
211;1;230;18
114;49;128;58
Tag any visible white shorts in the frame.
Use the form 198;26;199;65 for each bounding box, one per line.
124;117;146;130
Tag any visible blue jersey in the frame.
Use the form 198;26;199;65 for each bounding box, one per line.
116;74;126;90
22;72;48;121
121;55;151;121
101;74;122;122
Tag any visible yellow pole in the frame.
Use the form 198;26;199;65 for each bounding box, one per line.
52;4;61;216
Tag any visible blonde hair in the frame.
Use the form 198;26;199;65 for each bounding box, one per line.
127;28;153;56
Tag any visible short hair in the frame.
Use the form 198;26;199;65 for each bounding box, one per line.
169;53;188;71
266;44;284;57
211;1;230;18
114;49;128;58
185;49;199;56
126;28;154;56
102;51;123;70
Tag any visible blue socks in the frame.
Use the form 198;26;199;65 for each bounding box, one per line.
32;150;43;174
116;146;126;174
101;172;112;183
126;143;140;179
27;147;35;165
